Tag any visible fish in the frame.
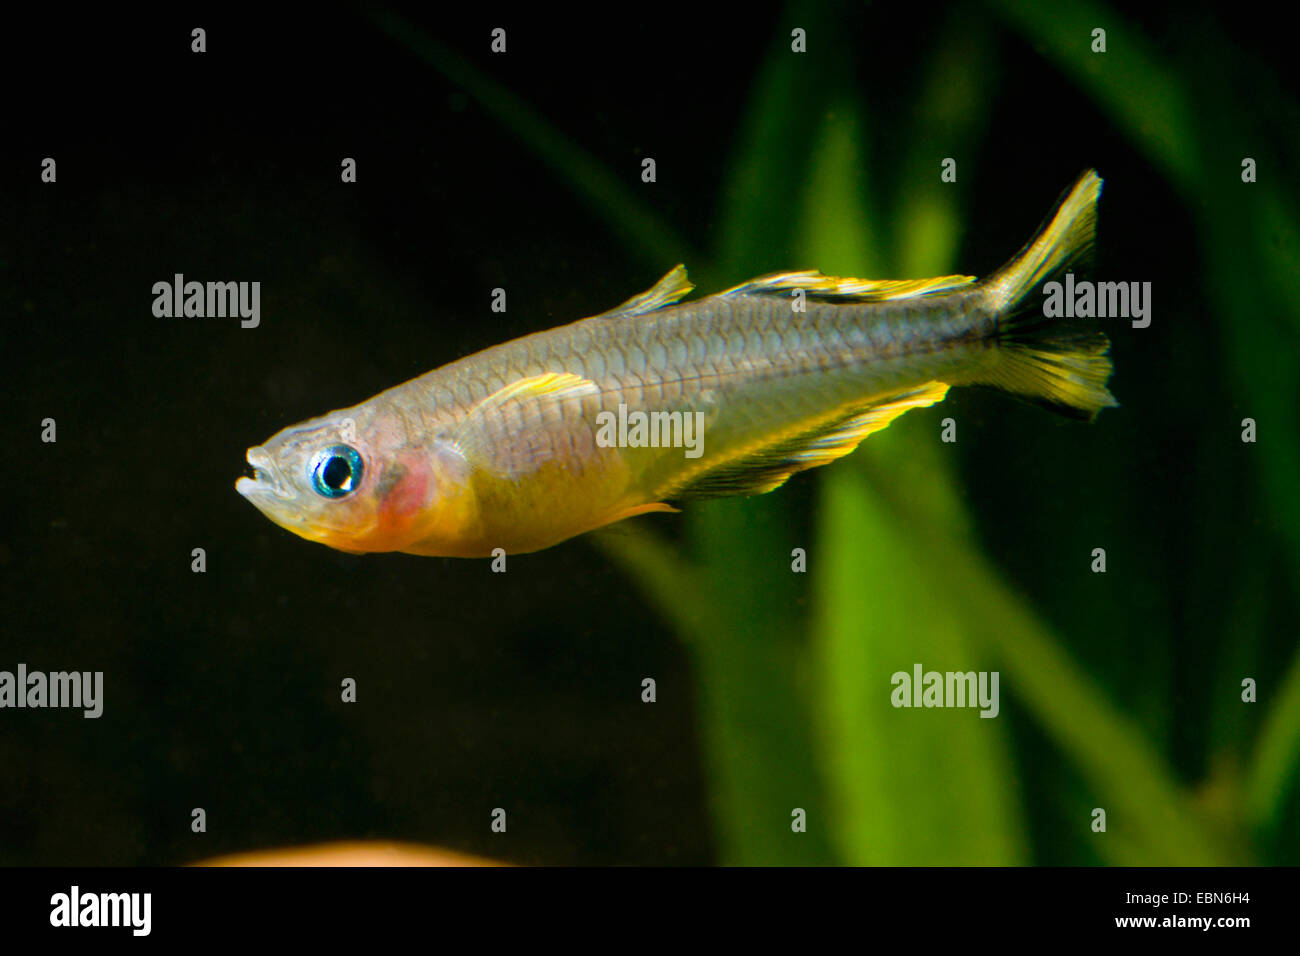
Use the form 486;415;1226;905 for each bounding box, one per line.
238;169;1115;557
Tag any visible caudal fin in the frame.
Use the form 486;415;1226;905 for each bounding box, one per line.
979;169;1118;420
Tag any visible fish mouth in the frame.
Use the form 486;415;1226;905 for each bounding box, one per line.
236;447;296;501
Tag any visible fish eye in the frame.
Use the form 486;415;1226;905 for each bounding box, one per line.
310;444;364;498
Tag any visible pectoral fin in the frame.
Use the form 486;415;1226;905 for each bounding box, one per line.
471;372;599;413
453;372;601;479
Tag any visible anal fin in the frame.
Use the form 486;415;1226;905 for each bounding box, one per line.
663;381;950;500
786;381;950;467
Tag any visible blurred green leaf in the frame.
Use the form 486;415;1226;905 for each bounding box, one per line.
864;459;1238;864
993;0;1300;856
715;0;848;278
815;460;1029;864
593;518;838;865
1247;647;1300;829
794;80;1025;863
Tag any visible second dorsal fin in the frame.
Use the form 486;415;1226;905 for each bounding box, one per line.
721;270;975;302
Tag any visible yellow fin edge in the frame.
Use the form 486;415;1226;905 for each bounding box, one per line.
661;381;951;499
722;271;975;301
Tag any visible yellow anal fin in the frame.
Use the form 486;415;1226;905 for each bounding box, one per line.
664;382;950;500
722;270;974;302
788;381;950;466
596;264;696;318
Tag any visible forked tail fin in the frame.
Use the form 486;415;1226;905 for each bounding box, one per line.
979;169;1118;420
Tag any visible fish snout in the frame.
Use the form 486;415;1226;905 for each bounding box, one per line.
236;446;296;501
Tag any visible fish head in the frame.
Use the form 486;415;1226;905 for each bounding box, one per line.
236;401;471;554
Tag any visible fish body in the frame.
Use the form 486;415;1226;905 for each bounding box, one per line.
238;170;1115;557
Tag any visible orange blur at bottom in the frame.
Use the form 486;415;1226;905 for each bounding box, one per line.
194;841;505;867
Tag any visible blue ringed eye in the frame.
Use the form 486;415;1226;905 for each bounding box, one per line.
310;444;364;498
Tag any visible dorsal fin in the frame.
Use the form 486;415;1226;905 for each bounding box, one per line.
721;270;975;302
659;382;950;499
597;264;695;317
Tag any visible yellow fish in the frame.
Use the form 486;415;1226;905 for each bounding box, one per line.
238;170;1115;557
